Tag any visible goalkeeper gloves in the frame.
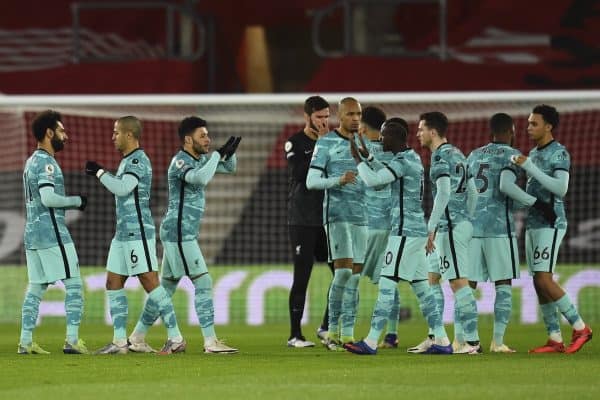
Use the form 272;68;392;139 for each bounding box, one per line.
78;196;87;211
85;161;105;178
217;136;242;160
533;199;557;224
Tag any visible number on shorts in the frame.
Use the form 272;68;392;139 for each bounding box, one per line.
533;246;550;260
440;256;450;272
385;251;393;265
130;250;138;263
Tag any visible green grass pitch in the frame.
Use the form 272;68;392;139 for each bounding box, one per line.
1;320;598;400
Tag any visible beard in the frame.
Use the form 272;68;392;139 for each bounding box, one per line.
51;136;64;152
192;140;208;155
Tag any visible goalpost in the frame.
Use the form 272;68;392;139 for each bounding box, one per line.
1;91;599;326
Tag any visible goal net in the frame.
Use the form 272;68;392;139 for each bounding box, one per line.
1;92;599;326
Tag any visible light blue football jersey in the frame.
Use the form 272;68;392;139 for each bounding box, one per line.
160;150;213;242
113;148;155;241
525;140;569;229
467;142;521;237
385;149;427;237
23;149;73;249
365;140;391;230
309;130;367;225
429;143;471;232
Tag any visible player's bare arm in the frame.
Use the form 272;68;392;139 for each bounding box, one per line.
426;230;437;255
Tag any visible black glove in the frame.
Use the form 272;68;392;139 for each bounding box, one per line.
533;199;557;224
78;196;87;211
217;136;242;160
217;136;236;159
225;136;242;159
85;161;103;176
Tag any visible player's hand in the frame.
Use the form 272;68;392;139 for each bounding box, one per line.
339;171;357;186
356;133;370;159
349;137;362;164
78;196;87;211
309;116;329;137
217;136;235;158
533;199;557;224
426;231;436;255
85;161;103;177
225;136;242;159
510;154;527;166
217;136;241;160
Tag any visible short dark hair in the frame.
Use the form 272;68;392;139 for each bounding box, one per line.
532;104;559;131
339;96;359;106
384;117;409;135
32;110;62;142
382;121;408;144
490;113;514;136
304;96;329;115
361;106;387;131
419;111;448;137
178;116;207;141
117;116;142;139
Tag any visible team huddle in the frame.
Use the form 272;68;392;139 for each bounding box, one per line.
20;111;240;355
19;99;593;357
294;96;592;355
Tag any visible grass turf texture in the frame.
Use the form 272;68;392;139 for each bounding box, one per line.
1;321;598;400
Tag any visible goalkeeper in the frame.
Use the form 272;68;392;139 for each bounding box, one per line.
128;116;240;354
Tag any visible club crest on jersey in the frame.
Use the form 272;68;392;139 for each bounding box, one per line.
175;159;185;169
45;164;55;174
284;141;292;152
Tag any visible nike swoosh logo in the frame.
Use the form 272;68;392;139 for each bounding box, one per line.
304;150;312;154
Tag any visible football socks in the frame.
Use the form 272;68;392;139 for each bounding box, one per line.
64;277;83;344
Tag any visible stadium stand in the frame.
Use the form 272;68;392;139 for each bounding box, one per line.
0;1;599;93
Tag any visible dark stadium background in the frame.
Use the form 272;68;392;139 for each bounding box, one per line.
1;0;600;266
1;0;599;94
